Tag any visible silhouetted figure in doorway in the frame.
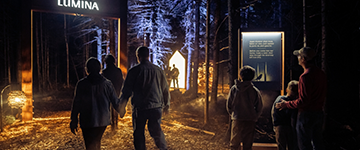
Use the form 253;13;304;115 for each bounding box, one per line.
170;64;179;89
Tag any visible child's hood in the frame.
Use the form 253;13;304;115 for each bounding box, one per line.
234;79;253;92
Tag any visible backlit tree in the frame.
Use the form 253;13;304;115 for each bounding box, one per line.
128;0;176;68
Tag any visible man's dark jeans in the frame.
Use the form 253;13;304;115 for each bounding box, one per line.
275;125;298;150
132;108;167;150
296;111;325;150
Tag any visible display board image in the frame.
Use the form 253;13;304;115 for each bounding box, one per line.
241;32;283;90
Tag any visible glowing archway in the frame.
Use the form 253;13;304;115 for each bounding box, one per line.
20;0;127;121
169;51;186;89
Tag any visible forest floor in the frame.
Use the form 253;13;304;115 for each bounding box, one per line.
0;89;276;150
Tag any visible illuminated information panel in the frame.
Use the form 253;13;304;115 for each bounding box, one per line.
241;32;284;91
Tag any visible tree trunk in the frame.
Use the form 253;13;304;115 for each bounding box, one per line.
3;13;10;84
321;0;326;71
109;20;116;57
225;0;240;142
278;0;282;28
64;15;70;88
41;14;46;91
110;20;118;130
36;15;42;92
185;10;193;90
6;33;10;84
45;34;52;90
55;52;58;91
7;32;11;84
303;0;307;47
228;0;239;88
192;0;200;98
211;0;221;104
96;28;102;63
204;0;210;125
83;35;89;77
71;56;79;81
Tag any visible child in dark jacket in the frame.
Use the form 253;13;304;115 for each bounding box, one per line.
271;80;299;150
226;65;263;150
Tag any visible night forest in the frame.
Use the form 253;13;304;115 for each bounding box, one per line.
1;0;360;149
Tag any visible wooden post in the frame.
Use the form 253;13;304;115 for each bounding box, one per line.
21;0;33;121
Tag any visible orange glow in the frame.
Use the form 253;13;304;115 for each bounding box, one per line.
197;62;213;94
119;50;128;76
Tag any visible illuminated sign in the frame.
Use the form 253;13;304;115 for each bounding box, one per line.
241;32;284;91
57;0;99;11
31;0;125;18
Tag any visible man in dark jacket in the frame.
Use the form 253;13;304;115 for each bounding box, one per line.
119;46;170;150
102;54;124;129
70;57;121;150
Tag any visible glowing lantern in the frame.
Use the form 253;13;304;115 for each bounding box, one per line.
169;50;186;89
8;91;27;109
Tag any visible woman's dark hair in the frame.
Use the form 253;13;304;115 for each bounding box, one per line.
86;57;101;74
239;65;255;81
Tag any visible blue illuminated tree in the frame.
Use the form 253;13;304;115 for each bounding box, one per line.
172;0;207;90
128;0;176;68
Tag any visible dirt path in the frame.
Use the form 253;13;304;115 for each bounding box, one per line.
0;111;229;150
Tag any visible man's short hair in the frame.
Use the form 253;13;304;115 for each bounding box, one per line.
287;80;299;96
104;54;115;64
239;65;255;81
136;46;150;58
86;57;101;74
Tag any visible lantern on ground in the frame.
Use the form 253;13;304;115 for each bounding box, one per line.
1;85;27;132
8;91;27;109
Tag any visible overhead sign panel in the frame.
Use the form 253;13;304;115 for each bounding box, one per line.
241;32;284;91
31;0;125;18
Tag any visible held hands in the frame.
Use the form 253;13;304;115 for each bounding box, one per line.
119;102;126;118
163;105;170;115
275;99;286;111
70;121;78;135
70;125;78;135
118;99;127;118
162;107;171;120
163;107;170;115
